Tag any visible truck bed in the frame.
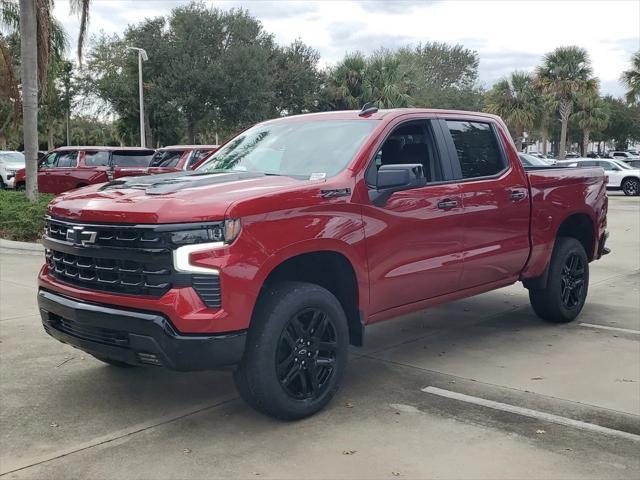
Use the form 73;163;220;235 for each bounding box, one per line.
522;166;608;280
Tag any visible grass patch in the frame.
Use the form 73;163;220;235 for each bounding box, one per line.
0;190;54;242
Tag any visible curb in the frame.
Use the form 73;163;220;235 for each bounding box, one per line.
0;238;44;253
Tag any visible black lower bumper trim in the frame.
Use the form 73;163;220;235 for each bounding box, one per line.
38;290;246;371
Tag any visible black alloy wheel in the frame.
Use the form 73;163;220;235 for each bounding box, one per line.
622;178;639;196
560;253;586;309
276;307;337;400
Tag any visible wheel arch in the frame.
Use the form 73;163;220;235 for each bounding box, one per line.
255;248;365;347
524;212;596;290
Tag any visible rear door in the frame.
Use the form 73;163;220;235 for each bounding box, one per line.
440;117;530;289
595;160;624;188
361;118;465;314
40;151;78;194
37;152;57;192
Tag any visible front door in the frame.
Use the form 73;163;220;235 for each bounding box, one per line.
361;119;465;314
440;118;530;289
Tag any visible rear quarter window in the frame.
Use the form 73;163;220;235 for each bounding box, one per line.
446;120;506;179
113;152;154;167
84;151;110;167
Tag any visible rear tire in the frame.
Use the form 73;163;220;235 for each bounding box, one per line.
233;281;349;420
15;182;25;191
528;237;589;323
622;178;640;196
92;355;137;368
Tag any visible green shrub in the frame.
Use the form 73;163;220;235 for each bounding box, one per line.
0;191;54;242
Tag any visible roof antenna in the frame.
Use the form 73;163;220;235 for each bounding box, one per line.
359;102;378;117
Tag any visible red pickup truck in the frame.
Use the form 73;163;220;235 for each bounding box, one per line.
14;146;155;194
38;108;608;419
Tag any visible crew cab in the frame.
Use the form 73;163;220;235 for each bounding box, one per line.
13;146;155;194
38;108;608;420
560;158;640;196
147;145;219;175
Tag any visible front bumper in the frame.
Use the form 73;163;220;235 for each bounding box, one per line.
38;289;246;371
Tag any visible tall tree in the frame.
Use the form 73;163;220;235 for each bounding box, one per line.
601;95;640;150
18;0;90;200
362;50;413;108
324;53;366;110
535;46;597;159
573;93;609;156
621;51;640;106
485;71;536;151
273;39;323;115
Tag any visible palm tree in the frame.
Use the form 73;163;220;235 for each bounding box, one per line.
621;51;640;106
18;0;91;201
535;46;598;160
485;71;536;151
362;50;413;108
325;53;366;110
573;94;609;156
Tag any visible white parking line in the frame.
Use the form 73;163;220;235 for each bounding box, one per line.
579;323;640;335
422;386;640;442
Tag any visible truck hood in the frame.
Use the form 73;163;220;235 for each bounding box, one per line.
47;171;303;224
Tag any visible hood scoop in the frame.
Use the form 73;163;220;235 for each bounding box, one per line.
99;170;266;195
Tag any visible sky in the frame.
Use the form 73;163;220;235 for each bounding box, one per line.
54;0;640;97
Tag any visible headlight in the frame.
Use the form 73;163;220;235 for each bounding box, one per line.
169;219;240;246
171;219;241;274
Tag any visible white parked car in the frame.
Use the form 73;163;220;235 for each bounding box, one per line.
0;151;25;189
560;158;640;196
608;151;640;161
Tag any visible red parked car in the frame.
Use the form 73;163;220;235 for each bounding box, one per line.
13;146;155;194
38;107;608;419
147;145;219;174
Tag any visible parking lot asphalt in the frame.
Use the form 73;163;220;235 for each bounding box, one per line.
1;192;638;479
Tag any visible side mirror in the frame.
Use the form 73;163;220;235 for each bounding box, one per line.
369;163;427;207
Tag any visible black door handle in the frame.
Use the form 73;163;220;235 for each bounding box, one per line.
510;190;526;201
437;199;458;209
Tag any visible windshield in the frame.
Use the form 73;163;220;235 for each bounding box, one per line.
150;150;184;168
519;153;551;167
612;159;633;170
113;152;153;167
196;119;378;179
0;152;25;164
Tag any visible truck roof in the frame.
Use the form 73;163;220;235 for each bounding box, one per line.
51;146;155;152
158;145;219;151
263;108;502;123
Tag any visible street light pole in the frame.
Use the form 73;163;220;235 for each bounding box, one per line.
126;47;148;148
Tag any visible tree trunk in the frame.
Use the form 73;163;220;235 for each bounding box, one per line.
558;99;572;160
47;123;54;150
515;126;523;152
19;0;38;201
541;130;548;156
582;129;590;157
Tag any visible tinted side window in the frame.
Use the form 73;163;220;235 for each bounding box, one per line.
596;161;616;171
40;153;57;168
55;152;78;168
84;151;110;166
366;121;443;185
446;121;505;179
150;151;183;168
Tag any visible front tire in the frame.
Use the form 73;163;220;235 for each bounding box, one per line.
234;281;349;420
622;178;640;196
529;237;589;323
